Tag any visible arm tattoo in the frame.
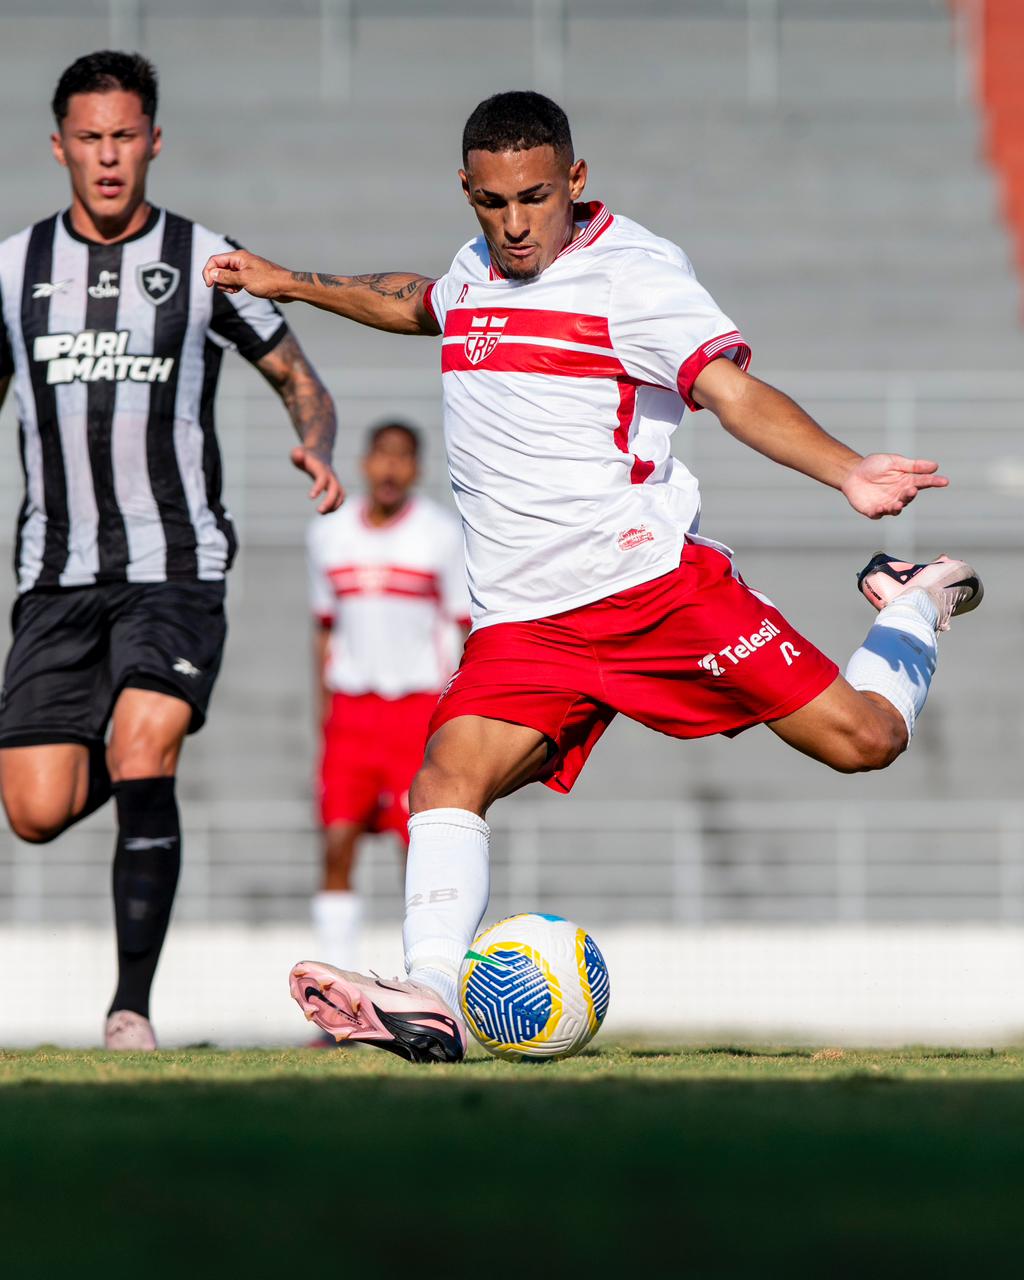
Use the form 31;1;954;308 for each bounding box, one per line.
257;333;337;457
290;270;427;300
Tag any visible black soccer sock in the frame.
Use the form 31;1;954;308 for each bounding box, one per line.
78;740;112;823
108;776;182;1019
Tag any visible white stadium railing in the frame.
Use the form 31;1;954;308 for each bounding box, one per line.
2;368;1021;555
3;798;1023;926
17;0;963;113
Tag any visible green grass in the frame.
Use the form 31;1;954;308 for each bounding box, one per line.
3;1044;1023;1275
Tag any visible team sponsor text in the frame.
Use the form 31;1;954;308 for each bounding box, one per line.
33;330;174;385
698;617;784;676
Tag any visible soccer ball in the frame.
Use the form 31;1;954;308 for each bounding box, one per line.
459;913;610;1060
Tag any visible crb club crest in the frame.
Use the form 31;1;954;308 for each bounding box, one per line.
464;314;507;365
137;262;181;306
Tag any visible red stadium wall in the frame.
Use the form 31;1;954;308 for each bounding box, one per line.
960;0;1024;292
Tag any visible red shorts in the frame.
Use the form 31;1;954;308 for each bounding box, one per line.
429;543;838;794
319;690;438;840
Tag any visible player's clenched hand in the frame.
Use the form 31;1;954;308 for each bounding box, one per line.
291;446;344;514
841;453;949;519
202;249;291;300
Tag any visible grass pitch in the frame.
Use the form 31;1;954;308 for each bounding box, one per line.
3;1044;1023;1275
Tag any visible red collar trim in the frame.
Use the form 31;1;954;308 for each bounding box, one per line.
488;201;613;280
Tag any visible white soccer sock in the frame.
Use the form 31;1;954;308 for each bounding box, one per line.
311;890;362;972
845;588;939;738
403;807;490;1014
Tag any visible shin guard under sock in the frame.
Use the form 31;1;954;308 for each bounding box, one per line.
845;589;939;738
108;776;181;1019
403;808;490;1013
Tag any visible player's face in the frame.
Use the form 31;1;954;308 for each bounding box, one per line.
363;430;419;514
460;146;588;280
52;90;161;236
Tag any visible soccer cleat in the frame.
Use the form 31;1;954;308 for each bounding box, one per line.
289;961;466;1064
104;1010;157;1051
857;552;983;632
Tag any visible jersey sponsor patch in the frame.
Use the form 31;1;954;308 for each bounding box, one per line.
32;330;174;385
617;525;655;551
87;269;119;299
698;617;783;675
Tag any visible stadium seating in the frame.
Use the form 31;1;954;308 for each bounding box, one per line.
0;0;1021;928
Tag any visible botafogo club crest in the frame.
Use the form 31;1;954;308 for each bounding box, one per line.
464;314;507;365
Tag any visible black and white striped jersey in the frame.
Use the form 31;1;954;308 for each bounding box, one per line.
0;206;287;592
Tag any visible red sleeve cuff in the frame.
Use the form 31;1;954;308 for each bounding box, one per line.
315;612;333;629
423;281;437;323
676;331;751;411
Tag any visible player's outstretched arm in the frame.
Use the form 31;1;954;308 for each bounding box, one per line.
691;359;949;520
256;332;344;514
202;249;440;336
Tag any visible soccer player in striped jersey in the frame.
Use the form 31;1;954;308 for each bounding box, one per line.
307;420;469;994
206;91;982;1063
0;51;342;1050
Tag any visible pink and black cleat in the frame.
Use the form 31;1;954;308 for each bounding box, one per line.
857;553;983;632
289;961;466;1063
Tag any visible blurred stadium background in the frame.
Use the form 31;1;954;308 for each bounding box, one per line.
0;0;1021;1045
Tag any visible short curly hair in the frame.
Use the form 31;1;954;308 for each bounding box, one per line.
52;50;158;124
462;91;573;165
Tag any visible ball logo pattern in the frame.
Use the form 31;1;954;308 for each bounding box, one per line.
459;913;610;1060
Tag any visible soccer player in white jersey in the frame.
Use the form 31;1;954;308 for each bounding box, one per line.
0;52;342;1050
205;91;982;1063
307;420;469;981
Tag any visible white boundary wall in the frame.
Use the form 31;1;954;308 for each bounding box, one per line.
2;924;1022;1048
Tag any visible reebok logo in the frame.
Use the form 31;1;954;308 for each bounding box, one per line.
33;331;174;386
172;657;201;678
32;279;70;299
124;836;177;852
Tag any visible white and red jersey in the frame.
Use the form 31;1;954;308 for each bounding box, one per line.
423;201;750;631
307;495;470;698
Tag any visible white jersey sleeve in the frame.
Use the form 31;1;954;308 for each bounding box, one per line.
203;231;287;361
424;238;490;333
609;252;750;410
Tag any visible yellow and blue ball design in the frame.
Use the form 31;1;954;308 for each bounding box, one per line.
459;913;610;1060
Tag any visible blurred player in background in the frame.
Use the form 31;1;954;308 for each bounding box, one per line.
0;51;341;1049
205;91;982;1062
307;419;468;979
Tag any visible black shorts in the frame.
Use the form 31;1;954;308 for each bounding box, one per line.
0;580;227;748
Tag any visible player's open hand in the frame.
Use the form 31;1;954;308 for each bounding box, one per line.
291;446;344;514
841;452;949;519
203;249;289;300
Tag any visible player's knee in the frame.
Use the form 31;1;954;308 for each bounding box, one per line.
408;758;488;818
107;737;178;782
828;714;906;774
3;797;68;844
